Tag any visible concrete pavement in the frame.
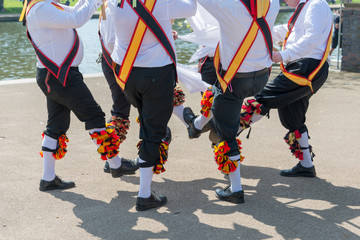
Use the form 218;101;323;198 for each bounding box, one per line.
0;68;359;239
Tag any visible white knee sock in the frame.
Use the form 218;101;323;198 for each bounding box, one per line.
237;113;264;134
194;111;213;130
138;158;153;198
107;155;122;169
89;128;122;169
228;156;242;192
41;135;58;181
173;104;188;127
251;114;264;124
298;131;314;168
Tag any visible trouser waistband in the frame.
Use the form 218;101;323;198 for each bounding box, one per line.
220;68;269;79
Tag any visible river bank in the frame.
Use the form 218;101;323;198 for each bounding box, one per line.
0;6;343;81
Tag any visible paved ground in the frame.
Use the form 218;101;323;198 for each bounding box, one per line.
0;67;359;239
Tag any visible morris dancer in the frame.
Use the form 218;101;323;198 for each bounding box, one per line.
100;13;181;173
21;0;139;191
179;5;220;139
238;0;332;177
99;1;136;173
197;0;279;203
108;0;196;211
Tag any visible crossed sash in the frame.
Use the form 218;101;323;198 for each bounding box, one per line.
113;0;176;90
214;0;273;93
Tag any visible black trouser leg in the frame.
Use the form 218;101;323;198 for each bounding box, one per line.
121;64;176;166
101;58;130;119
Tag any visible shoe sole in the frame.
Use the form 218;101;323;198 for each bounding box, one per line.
215;193;245;204
103;168;110;173
111;170;136;178
136;199;167;211
187;126;201;139
39;184;76;192
280;172;316;178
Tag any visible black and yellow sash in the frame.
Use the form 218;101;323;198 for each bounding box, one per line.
98;3;113;69
214;0;272;93
113;0;176;90
280;1;332;92
24;0;79;87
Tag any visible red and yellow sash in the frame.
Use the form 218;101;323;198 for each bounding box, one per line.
280;1;332;92
113;0;176;90
214;0;272;93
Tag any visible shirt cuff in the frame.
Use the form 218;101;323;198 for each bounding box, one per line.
280;50;291;63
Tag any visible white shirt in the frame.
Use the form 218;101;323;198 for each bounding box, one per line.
26;0;102;68
179;4;219;62
108;0;196;68
99;2;115;53
197;0;279;73
273;0;332;63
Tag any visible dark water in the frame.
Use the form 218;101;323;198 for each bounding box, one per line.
0;12;294;81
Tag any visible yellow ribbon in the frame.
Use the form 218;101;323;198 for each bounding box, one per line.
18;0;28;22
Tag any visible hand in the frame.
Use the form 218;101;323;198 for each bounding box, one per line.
172;30;178;40
272;51;283;63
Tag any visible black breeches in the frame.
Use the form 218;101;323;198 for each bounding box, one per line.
199;57;217;86
256;59;329;131
120;64;176;166
101;57;131;119
36;67;105;139
212;70;269;156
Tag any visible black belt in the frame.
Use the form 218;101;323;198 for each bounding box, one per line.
206;56;214;61
69;66;79;71
38;66;79;71
220;67;269;79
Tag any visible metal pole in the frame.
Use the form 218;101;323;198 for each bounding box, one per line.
337;0;343;69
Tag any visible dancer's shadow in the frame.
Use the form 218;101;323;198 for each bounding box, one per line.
239;165;360;240
49;176;271;240
49;165;360;240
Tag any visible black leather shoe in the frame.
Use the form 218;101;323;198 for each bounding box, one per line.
103;161;110;173
136;192;167;211
280;162;316;177
110;158;139;178
215;185;244;204
162;127;172;144
39;176;75;191
183;107;201;139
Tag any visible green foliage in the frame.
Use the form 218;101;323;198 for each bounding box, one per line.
1;0;23;14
